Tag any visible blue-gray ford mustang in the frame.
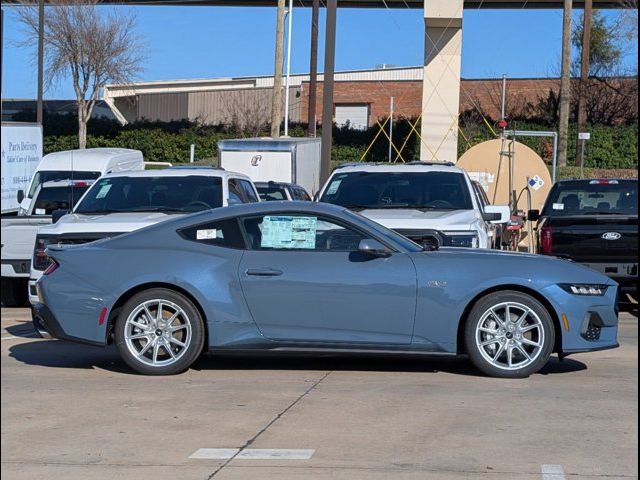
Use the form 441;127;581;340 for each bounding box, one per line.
33;201;619;378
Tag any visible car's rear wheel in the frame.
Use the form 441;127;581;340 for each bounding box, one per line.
464;291;555;378
114;288;205;375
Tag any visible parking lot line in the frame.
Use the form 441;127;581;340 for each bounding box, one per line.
189;448;315;460
541;464;566;480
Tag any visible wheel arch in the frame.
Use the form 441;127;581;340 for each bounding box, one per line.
456;284;562;355
106;282;209;349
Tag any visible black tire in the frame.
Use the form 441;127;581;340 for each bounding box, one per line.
464;290;555;379
114;288;205;375
1;278;28;307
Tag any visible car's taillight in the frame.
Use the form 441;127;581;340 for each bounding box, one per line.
540;226;553;254
33;238;53;271
43;259;59;276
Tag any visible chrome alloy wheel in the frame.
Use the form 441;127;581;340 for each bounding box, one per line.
475;301;545;371
123;299;192;367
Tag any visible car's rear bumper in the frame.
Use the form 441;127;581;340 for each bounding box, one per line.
32;303;103;347
581;262;638;292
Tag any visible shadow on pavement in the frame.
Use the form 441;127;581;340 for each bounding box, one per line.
8;339;587;377
5;323;39;339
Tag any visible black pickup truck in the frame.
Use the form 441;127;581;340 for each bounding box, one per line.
529;179;638;295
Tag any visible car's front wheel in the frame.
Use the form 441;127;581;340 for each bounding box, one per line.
464;291;555;378
114;288;205;375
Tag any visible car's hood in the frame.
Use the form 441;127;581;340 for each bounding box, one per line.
37;212;182;235
360;208;478;231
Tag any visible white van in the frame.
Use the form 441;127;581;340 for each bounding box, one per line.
17;148;144;215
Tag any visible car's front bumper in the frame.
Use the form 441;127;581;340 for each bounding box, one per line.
540;284;620;355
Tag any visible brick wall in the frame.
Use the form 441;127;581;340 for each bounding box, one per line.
300;77;636;126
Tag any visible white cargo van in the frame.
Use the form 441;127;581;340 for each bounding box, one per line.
18;148;144;215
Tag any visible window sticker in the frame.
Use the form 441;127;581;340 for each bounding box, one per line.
325;179;343;195
261;216;317;249
95;183;112;199
552;203;565;210
35;208;46;215
196;228;217;240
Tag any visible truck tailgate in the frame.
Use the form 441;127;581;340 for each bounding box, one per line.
1;217;52;261
547;216;638;263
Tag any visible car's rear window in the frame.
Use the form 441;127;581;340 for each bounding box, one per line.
542;180;638;216
32;185;91;215
257;185;288;201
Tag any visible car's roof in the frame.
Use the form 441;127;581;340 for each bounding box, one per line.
331;162;463;175
40;148;142;170
40;179;96;189
100;168;252;180
254;181;299;188
556;178;638;184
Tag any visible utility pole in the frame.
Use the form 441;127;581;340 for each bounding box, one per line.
270;0;286;138
37;0;44;125
307;0;319;137
557;0;573;167
283;0;293;137
575;0;592;169
388;97;394;163
320;0;337;184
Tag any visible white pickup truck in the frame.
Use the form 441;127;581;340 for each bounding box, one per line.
1;179;94;306
317;162;510;250
28;166;260;305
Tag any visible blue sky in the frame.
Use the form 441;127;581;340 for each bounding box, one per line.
1;6;636;99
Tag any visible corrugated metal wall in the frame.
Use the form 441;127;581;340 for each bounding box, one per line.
138;92;189;121
187;87;302;126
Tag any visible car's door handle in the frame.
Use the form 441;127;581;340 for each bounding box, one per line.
245;268;283;277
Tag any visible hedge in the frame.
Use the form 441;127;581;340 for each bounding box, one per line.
43;117;637;170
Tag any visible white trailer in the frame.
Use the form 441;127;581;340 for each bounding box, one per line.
218;137;322;195
1;123;43;214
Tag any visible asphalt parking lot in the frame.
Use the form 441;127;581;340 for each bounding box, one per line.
1;307;637;480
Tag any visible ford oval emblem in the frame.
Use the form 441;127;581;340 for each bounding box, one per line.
602;232;622;241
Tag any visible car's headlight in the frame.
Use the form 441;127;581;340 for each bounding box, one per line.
444;232;478;248
560;284;609;296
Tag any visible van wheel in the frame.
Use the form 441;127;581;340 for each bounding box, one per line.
464;291;555;378
114;288;205;375
1;278;28;307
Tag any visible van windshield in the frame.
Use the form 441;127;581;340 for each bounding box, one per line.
75;176;223;214
320;171;473;210
28;171;101;198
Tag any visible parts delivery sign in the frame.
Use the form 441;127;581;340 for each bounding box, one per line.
1;124;42;213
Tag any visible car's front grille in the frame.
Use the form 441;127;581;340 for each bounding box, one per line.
582;312;604;342
394;229;444;250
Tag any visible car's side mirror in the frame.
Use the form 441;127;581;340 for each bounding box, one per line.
52;209;70;224
527;209;540;222
483;205;510;224
358;239;392;258
17;189;25;204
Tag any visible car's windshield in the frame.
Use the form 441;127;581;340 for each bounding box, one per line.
320;171;473;210
75;175;223;214
28;170;101;198
31;185;92;215
542;180;638;216
257;185;288;201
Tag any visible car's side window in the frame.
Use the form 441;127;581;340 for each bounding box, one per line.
242;214;365;252
178;218;246;249
239;180;260;203
228;179;245;205
296;188;311;201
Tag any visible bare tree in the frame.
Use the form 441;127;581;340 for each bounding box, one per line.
16;0;145;148
220;90;272;136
